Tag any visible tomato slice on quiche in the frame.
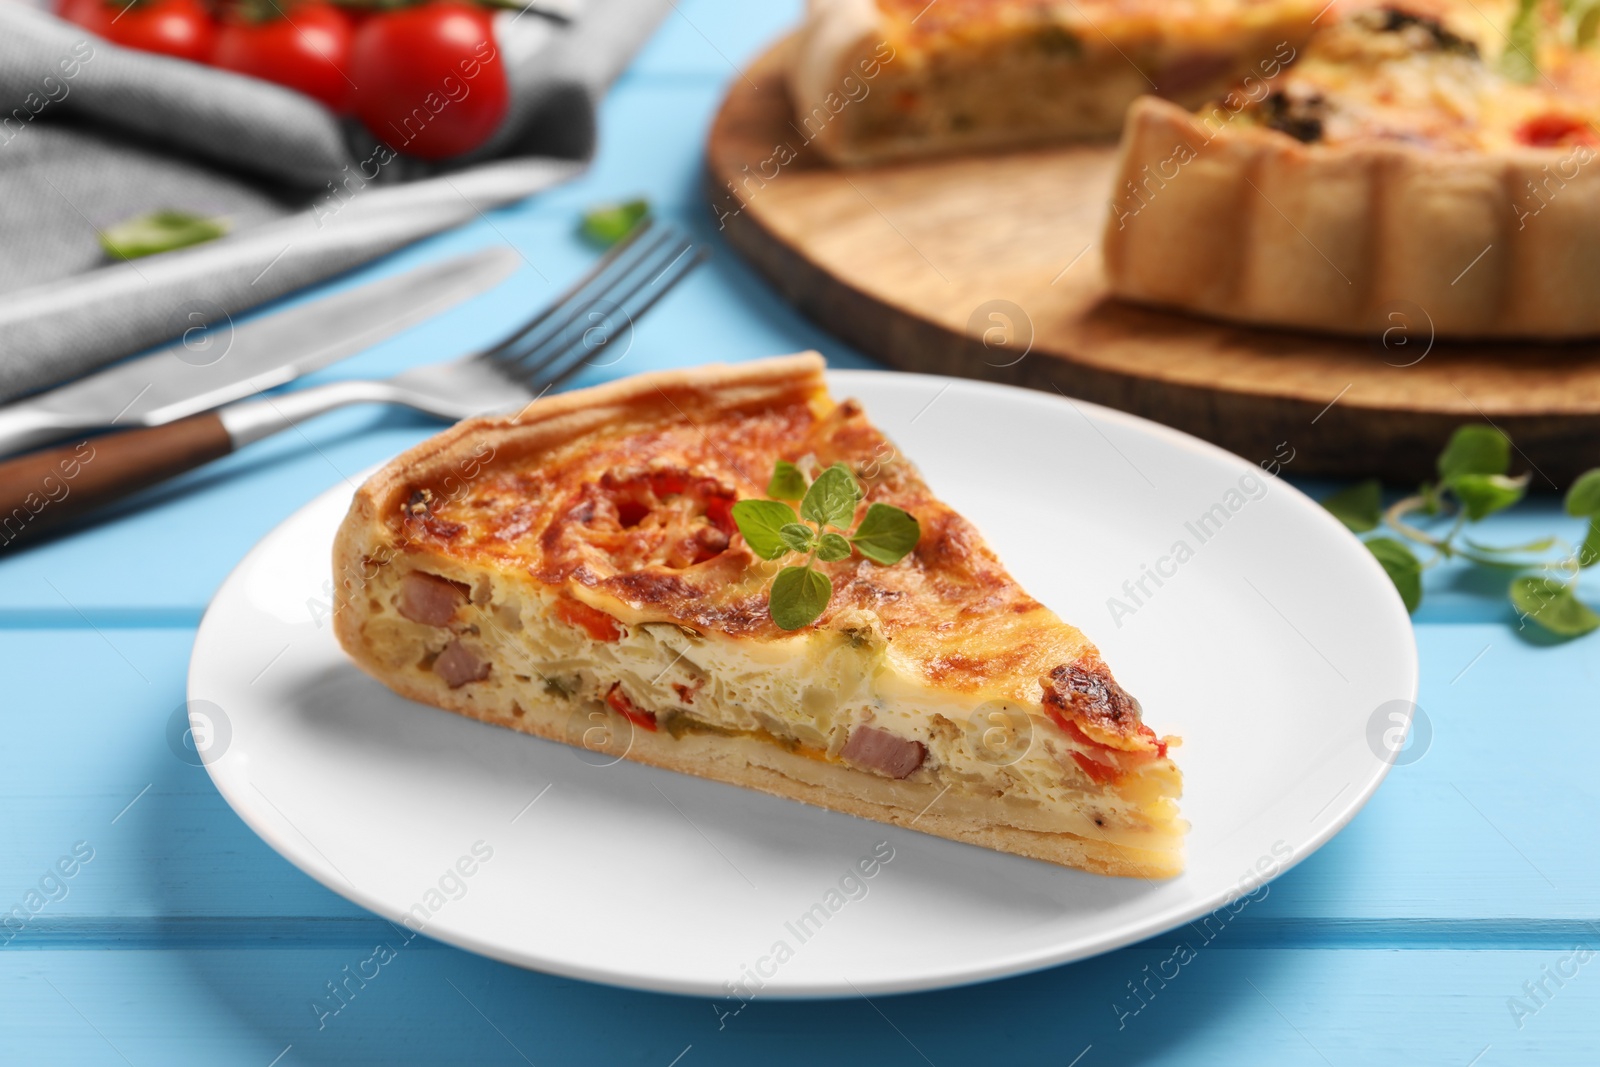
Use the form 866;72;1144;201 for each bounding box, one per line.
333;354;1185;878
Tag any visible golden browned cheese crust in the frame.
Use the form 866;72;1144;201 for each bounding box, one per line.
370;355;1150;747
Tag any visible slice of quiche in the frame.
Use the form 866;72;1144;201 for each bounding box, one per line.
332;354;1184;877
788;0;1323;164
1103;1;1600;337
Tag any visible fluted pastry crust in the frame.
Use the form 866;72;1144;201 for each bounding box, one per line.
1103;5;1600;338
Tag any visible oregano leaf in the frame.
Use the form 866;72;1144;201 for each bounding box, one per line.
816;532;852;562
1565;469;1600;517
1419;481;1443;516
801;463;861;529
1438;425;1510;483
579;198;649;247
779;523;815;554
1451;473;1528;521
768;460;808;501
1366;536;1423;613
1510;575;1600;637
1321;479;1382;533
850;503;921;565
769;565;833;630
730;499;797;561
1580;518;1600;569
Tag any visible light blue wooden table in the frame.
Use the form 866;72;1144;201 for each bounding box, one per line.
4;3;1598;1062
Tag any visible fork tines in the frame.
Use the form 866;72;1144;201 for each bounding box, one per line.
479;219;708;395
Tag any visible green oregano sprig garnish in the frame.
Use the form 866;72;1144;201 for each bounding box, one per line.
1321;425;1600;638
732;460;920;631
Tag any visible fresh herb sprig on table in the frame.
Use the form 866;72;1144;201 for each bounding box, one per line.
1321;425;1600;637
579;198;650;247
732;460;920;631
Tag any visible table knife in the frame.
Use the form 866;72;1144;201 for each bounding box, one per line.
0;245;522;459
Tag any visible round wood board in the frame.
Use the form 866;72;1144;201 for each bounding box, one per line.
706;39;1600;485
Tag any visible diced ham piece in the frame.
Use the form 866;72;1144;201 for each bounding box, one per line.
434;639;489;688
841;725;926;780
398;571;468;627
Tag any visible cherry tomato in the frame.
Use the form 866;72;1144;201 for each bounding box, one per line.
213;3;355;113
58;0;216;64
1515;113;1598;148
348;2;508;160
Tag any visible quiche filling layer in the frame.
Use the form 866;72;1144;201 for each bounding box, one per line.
791;0;1321;161
365;566;1181;854
334;357;1185;876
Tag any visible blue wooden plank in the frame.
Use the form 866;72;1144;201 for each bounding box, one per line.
2;947;1594;1066
621;0;796;82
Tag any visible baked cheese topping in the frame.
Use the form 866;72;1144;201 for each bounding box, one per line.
1230;5;1600;149
336;358;1186;872
399;389;1135;715
877;0;1321;42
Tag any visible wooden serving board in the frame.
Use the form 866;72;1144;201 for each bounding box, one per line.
706;41;1600;485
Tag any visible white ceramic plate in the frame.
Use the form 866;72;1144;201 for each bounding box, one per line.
190;369;1417;997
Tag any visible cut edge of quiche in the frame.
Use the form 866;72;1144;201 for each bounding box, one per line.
332;354;1185;878
787;0;1323;165
1102;2;1600;338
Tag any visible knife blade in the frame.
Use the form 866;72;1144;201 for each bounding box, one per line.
0;245;522;458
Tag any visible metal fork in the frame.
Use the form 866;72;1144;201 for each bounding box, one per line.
0;220;707;547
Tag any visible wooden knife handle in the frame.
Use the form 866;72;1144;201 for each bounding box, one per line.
0;413;233;549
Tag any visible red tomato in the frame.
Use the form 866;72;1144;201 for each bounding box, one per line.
1071;751;1122;785
213;3;355;113
1515;113;1598;148
553;597;622;643
59;0;216;64
605;684;658;732
348;2;508;160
